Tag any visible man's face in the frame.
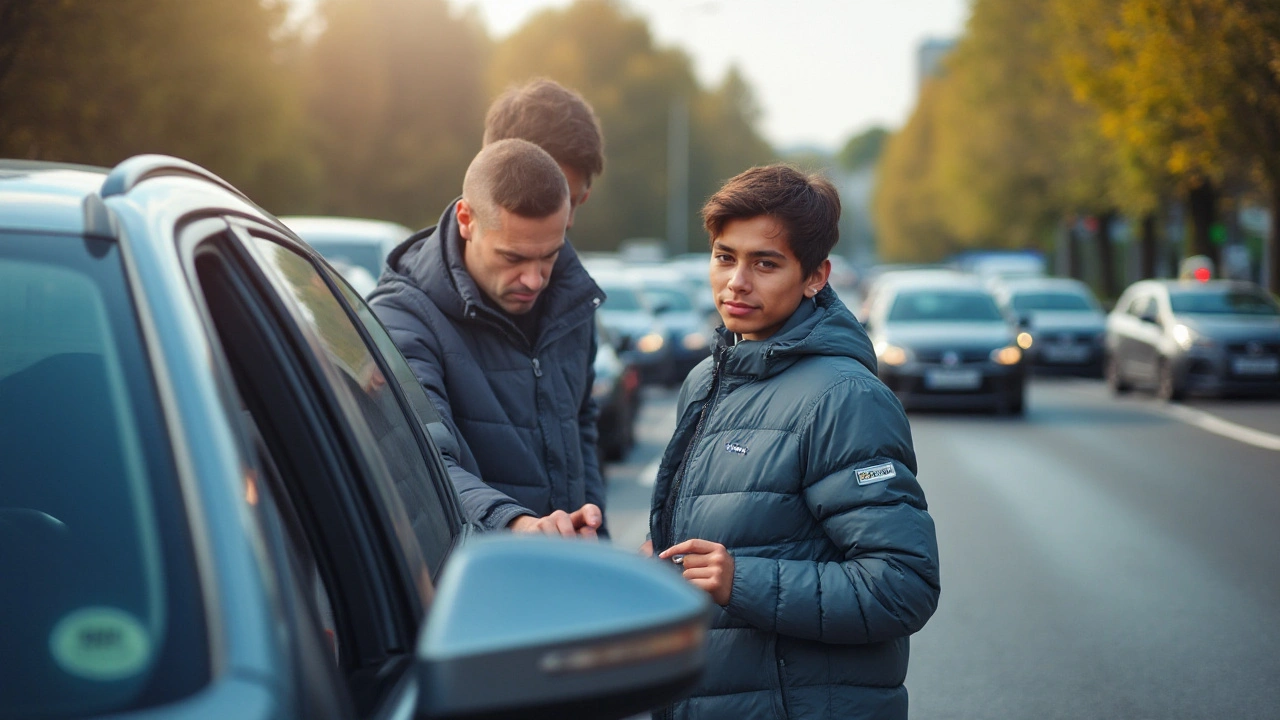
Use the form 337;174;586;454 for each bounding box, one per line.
710;216;830;341
559;164;591;229
457;197;570;315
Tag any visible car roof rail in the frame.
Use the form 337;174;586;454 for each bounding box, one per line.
100;154;250;202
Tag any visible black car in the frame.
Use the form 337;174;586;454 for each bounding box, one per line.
992;276;1106;376
1105;279;1280;400
0;156;708;719
865;275;1028;414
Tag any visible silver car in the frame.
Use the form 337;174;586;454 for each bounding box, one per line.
0;156;708;719
1105;279;1280;400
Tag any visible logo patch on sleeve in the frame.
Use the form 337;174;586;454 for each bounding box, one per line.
855;462;896;485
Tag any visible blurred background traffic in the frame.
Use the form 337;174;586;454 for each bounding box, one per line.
4;0;1280;717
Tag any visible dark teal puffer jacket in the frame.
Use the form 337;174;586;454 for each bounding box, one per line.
369;202;606;533
650;287;940;720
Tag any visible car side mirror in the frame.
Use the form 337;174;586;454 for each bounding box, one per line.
416;536;710;720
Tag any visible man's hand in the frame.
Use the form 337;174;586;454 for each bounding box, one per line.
508;503;603;539
659;538;734;606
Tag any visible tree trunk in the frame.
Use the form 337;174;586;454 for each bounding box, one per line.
1269;185;1280;294
1187;178;1219;267
1095;210;1117;299
1067;220;1083;281
1139;212;1158;280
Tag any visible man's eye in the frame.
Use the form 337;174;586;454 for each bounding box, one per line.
759;261;777;270
714;254;732;263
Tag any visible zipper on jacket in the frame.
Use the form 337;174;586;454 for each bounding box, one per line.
661;346;725;548
777;656;793;719
531;357;543;377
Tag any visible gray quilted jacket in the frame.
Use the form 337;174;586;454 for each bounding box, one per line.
650;287;940;720
368;202;606;533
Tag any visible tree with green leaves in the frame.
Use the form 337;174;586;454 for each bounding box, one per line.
304;0;491;228
488;0;772;251
0;0;315;210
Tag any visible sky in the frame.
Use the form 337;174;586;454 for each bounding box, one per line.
459;0;972;152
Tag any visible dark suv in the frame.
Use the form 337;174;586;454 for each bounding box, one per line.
0;157;706;719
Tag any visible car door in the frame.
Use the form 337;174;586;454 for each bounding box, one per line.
183;218;458;718
1126;292;1164;383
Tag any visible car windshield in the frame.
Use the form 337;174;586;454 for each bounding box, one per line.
303;240;385;279
1011;291;1096;313
0;233;208;717
600;285;644;311
643;286;693;312
1169;289;1279;316
888;289;1005;322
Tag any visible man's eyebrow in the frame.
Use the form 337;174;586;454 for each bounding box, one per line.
712;242;787;261
500;242;564;261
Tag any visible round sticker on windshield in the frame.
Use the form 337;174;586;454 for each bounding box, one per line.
50;607;151;680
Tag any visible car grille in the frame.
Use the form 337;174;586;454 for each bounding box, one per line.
1225;341;1280;355
914;348;993;364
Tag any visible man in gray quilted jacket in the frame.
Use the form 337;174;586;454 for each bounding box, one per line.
648;165;941;719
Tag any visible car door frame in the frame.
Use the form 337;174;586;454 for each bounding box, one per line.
179;217;442;718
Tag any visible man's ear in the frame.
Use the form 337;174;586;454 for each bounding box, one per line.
804;258;832;298
456;198;475;241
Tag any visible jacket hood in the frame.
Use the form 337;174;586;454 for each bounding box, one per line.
716;286;876;379
381;201;603;343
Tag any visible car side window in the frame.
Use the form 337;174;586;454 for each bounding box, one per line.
1126;294;1151;318
245;232;458;580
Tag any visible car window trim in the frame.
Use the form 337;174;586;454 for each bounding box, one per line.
184;232;411;667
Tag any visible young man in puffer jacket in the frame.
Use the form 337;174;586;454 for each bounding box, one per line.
647;165;941;720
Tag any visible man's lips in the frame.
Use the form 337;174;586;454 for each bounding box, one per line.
509;291;538;303
721;300;756;317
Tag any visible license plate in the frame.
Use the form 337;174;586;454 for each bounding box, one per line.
1042;344;1091;363
924;368;982;390
1232;355;1279;376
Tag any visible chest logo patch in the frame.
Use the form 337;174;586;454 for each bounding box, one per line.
724;442;749;456
856;462;897;485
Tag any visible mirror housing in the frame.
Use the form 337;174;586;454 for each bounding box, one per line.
416;536;710;720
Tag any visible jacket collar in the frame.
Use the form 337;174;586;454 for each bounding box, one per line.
386;200;604;346
713;285;876;380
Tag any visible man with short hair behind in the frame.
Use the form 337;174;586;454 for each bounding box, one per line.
648;165;941;719
370;136;607;537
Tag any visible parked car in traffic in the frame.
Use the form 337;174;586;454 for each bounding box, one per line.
0;156;709;719
864;274;1028;414
1105;279;1280;400
592;272;672;385
629;267;713;386
992;277;1106;376
279;216;413;296
593;317;641;462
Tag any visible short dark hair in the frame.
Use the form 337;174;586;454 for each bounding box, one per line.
483;78;605;185
702;165;841;277
463;138;568;227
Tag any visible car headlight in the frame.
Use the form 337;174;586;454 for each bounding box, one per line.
991;345;1022;365
636;333;665;354
681;332;707;351
1172;324;1216;350
1016;332;1034;349
875;342;912;367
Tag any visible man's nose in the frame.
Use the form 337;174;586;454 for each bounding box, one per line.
726;264;750;291
522;264;548;291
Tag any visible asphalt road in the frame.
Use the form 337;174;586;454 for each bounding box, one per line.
604;378;1280;718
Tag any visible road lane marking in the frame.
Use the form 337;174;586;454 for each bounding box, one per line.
1161;404;1280;452
1052;380;1280;452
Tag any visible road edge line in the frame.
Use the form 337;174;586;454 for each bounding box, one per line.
1162;403;1280;452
